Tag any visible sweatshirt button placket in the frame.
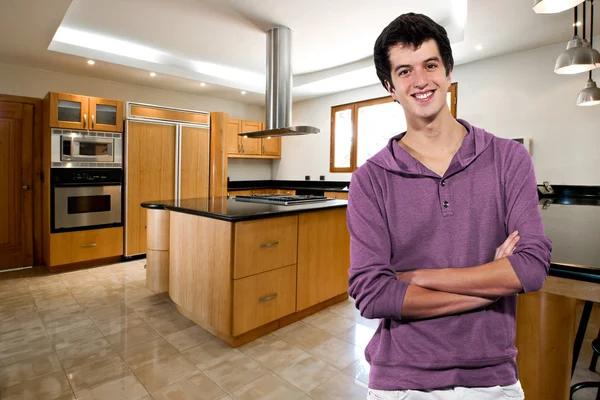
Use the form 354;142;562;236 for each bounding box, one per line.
443;200;449;208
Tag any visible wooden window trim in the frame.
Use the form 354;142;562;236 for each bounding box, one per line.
329;83;458;173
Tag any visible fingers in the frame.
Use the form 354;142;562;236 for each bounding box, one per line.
494;231;520;260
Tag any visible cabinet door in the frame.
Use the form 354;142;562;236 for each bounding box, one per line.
324;191;348;200
180;126;210;199
49;93;89;129
89;97;123;132
49;227;123;267
240;120;262;155
227;119;241;155
261;136;281;157
126;121;176;256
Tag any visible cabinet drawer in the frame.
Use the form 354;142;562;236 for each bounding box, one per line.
50;227;123;266
324;191;348;200
233;265;296;335
234;215;298;279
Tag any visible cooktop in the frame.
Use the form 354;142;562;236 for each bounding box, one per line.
233;194;332;205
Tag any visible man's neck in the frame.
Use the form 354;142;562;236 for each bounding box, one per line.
400;109;466;159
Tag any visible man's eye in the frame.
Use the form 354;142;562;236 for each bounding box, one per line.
427;64;437;69
398;70;409;76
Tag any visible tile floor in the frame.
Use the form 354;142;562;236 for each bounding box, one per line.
0;259;598;400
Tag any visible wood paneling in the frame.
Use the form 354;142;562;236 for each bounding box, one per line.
129;104;209;125
324;191;348;200
42;95;51;267
169;212;233;335
49;227;123;267
297;208;350;310
209;112;228;197
261;136;281;157
226;118;241;155
49;92;88;130
232;264;297;335
125;121;176;256
0;101;34;269
89;97;123;132
147;209;170;251
180;126;210;199
240;120;261;155
234;215;298;279
515;291;576;400
146;249;169;294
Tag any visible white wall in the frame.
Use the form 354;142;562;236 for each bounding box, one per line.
275;38;600;185
0;62;269;181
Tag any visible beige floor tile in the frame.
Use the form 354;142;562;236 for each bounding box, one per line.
135;302;180;323
342;357;370;385
0;370;72;400
56;338;114;369
151;371;226;400
105;325;160;351
0;337;54;368
75;291;125;309
60;273;97;287
164;325;214;352
302;311;357;335
148;313;196;336
231;373;305;400
44;310;95;336
355;315;380;330
74;373;149;400
121;287;155;302
39;303;83;323
309;337;362;370
50;325;104;351
203;353;268;393
125;295;166;312
0;304;38;326
328;300;362;320
0;295;35;314
66;353;131;392
241;337;305;370
86;303;133;323
276;322;334;351
182;339;241;370
272;321;307;337
273;353;338;393
119;337;179;370
0;312;44;335
0;324;48;352
35;295;80;312
133;354;199;392
66;281;108;296
336;323;376;348
309;371;368;400
0;353;62;389
97;313;147;336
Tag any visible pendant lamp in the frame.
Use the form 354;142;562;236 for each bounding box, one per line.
555;5;600;74
533;0;585;13
576;0;600;105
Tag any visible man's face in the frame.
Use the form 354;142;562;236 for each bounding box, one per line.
385;39;451;122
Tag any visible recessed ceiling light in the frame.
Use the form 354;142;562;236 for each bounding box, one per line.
200;82;206;87
475;44;484;51
241;91;247;95
149;72;156;77
573;21;582;27
87;60;95;65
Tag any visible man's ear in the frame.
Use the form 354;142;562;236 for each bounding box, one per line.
384;80;395;94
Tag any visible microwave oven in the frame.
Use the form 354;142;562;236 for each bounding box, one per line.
61;134;114;163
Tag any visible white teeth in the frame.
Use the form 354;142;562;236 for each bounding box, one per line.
415;91;433;99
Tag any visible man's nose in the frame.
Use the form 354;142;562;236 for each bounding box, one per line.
412;69;428;89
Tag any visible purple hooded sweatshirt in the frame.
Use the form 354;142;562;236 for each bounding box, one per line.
347;119;552;390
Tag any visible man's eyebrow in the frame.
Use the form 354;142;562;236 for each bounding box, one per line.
393;57;442;73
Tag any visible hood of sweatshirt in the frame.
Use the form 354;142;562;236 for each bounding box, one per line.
367;119;495;178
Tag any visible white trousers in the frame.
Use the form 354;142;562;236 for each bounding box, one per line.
367;381;524;400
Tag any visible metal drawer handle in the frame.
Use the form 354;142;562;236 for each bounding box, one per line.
92;114;95;128
83;114;87;128
259;293;278;302
260;241;279;249
81;243;97;248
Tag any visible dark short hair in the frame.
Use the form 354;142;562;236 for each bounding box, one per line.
374;13;454;89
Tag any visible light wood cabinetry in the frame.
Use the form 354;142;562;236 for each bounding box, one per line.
227;118;281;159
166;207;349;346
49;227;123;267
49;92;123;132
324;191;348;200
180;126;210;199
228;189;296;197
146;209;170;293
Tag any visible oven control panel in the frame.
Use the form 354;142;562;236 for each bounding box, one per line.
51;168;123;185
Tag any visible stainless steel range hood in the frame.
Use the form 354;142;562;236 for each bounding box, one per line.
240;27;320;139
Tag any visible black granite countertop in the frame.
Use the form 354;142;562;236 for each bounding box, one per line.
228;180;349;193
142;196;348;222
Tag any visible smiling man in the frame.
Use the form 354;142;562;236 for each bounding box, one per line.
347;13;552;400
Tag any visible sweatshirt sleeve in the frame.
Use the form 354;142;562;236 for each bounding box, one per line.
504;144;552;293
347;168;409;320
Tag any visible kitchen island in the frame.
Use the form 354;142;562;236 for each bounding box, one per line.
141;196;349;346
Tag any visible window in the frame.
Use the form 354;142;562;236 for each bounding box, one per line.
330;83;458;172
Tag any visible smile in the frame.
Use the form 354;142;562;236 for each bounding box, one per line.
412;90;434;100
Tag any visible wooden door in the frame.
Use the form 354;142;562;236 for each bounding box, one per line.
126;121;176;256
227;118;241;155
49;92;89;130
180;126;210;199
0;102;34;269
240;120;262;155
261;136;281;157
89;97;123;132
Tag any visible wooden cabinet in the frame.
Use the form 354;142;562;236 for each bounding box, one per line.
49;92;123;132
227;189;296;197
49;227;123;267
324;191;349;200
180;126;210;199
227;118;281;159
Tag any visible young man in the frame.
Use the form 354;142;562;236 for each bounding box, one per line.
347;13;552;399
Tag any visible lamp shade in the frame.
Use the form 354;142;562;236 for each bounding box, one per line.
555;36;600;74
533;0;585;14
576;78;600;106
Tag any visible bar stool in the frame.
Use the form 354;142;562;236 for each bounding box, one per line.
570;334;600;400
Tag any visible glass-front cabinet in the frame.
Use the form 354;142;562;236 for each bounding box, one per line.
48;92;123;132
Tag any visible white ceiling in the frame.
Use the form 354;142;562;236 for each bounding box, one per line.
0;0;598;105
